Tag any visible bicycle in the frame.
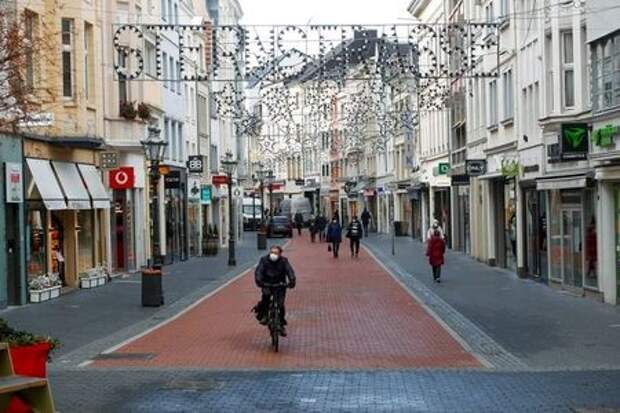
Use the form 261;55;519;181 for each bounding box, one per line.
262;282;288;352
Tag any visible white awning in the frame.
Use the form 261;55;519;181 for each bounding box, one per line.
477;171;503;180
26;159;67;210
78;164;110;209
51;161;91;209
536;176;588;191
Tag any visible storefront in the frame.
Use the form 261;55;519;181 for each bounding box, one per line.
488;177;517;271
362;188;377;232
163;168;188;264
187;176;202;257
451;175;471;254
538;177;597;294
432;187;451;247
522;187;548;280
408;186;424;240
24;142;109;290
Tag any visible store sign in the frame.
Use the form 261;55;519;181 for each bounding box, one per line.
212;175;229;185
451;174;470;186
5;162;23;203
109;167;135;189
560;123;589;161
188;177;201;201
187;156;204;173
165;170;182;188
201;185;212;205
294;179;305;186
465;160;487;177
437;162;450;175
592;124;619;147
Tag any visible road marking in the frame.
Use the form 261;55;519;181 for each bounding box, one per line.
363;245;494;369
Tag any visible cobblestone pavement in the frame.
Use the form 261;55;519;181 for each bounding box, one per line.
92;235;480;369
49;368;620;412
363;234;620;370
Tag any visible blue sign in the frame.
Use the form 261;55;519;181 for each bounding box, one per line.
201;185;212;205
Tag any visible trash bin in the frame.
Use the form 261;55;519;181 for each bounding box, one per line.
394;221;403;236
257;232;267;250
142;266;164;307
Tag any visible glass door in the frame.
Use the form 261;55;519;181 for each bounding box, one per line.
561;208;583;289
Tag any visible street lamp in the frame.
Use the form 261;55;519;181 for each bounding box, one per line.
141;125;167;266
265;170;275;218
255;162;266;227
221;151;238;266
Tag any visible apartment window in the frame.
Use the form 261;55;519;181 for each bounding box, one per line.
61;18;74;98
118;50;128;104
145;41;156;76
174;3;179;25
176;61;182;94
162;52;168;87
167;0;172;22
488;80;498;127
161;0;166;20
210;144;218;172
164;119;171;159
198;95;207;134
84;23;93;101
502;70;514;120
177;123;183;160
169;56;175;92
500;0;509;20
562;31;575;108
545;34;555;113
485;1;495;23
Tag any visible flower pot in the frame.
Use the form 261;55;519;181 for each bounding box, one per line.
8;342;51;413
29;285;61;303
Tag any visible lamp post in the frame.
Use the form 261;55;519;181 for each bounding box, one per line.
255;163;267;227
141;125;168;267
265;170;275;218
221;151;238;266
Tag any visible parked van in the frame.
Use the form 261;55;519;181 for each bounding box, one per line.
242;197;262;230
279;197;313;226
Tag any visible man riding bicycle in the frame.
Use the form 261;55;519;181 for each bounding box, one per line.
253;245;296;336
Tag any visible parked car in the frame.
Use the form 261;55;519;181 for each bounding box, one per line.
267;216;293;238
242;197;262;231
279;197;313;226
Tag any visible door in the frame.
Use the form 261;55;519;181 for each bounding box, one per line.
5;204;21;305
561;208;583;289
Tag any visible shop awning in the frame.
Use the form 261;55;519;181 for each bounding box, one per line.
52;161;91;209
477;171;503;180
536;175;589;191
26;158;67;210
78;164;110;209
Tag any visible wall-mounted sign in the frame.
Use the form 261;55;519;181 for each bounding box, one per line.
560;123;589;161
109;167;135;189
187;155;204;173
465;160;487;177
201;185;212;205
164;170;182;189
294;179;305;186
212;175;229;185
437;162;450;175
100;151;119;169
451;174;470;186
5;162;23;203
592;124;619;147
188;177;201;201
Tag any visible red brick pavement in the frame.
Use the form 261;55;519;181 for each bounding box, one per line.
94;234;482;369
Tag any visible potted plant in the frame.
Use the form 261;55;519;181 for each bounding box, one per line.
0;319;59;412
137;102;151;122
28;273;62;303
79;266;108;289
119;100;137;120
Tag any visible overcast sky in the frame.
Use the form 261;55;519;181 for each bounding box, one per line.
238;0;414;26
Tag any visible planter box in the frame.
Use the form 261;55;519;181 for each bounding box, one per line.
80;275;107;289
29;285;61;303
8;342;51;413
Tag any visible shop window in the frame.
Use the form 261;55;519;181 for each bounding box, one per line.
583;189;598;289
77;210;95;272
61;18;74;98
27;207;47;278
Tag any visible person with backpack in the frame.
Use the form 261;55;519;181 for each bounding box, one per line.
346;215;363;257
326;218;342;258
426;228;446;283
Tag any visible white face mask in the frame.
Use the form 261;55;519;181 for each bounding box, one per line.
269;253;279;262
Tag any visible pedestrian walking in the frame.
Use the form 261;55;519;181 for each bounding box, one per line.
326;218;342;258
333;209;340;225
426;219;445;241
361;208;371;237
294;211;304;236
309;218;319;243
346;215;363;257
426;229;446;283
316;213;327;242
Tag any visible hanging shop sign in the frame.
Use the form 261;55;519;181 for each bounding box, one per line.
164;170;182;189
560;123;589;161
109;167;135;189
451;174;470;186
5;162;23;203
212;175;229;186
201;185;212;205
187;156;204;174
100;151;119;169
465;159;487;177
188;177;201;201
436;162;450;176
592;124;619;147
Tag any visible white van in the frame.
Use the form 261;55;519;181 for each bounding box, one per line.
279;197;313;226
242;197;263;230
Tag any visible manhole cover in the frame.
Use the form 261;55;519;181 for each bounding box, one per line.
94;353;156;361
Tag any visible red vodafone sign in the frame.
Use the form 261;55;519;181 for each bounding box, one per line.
109;167;135;189
212;175;229;185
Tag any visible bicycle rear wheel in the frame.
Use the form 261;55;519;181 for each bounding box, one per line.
270;303;280;352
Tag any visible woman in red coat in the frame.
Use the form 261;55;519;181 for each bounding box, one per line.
426;229;446;283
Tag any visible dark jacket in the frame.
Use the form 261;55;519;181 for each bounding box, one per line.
326;222;342;243
346;220;363;239
316;216;327;230
294;212;304;225
255;255;296;288
426;235;446;267
361;210;371;224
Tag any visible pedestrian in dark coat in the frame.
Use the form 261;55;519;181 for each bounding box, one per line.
309;218;319;243
294;211;304;235
316;214;327;241
426;229;446;283
346;216;363;257
326;219;342;258
361;208;372;237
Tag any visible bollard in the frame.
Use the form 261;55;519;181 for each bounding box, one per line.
142;266;164;307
